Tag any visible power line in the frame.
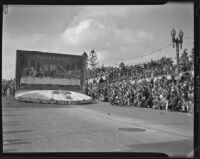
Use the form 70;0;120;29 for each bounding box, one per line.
103;40;193;65
110;43;172;61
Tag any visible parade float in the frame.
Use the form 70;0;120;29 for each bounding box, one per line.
15;50;92;105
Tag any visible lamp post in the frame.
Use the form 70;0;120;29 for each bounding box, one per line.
171;28;184;90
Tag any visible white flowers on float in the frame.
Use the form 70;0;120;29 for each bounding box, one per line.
15;90;92;105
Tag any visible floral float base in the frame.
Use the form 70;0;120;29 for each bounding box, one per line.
15;90;93;105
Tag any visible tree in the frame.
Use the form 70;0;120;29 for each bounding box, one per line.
189;48;194;61
166;57;173;66
189;48;194;70
119;62;126;76
179;48;190;72
88;50;99;70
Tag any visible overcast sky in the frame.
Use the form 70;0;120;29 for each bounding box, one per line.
2;2;194;80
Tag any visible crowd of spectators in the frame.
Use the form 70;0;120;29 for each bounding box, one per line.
88;55;193;82
2;79;15;97
88;57;177;81
86;56;194;113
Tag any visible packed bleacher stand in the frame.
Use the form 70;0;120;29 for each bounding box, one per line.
86;55;194;113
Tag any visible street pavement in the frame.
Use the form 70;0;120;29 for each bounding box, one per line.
2;97;193;157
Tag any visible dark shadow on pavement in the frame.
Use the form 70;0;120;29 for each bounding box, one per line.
118;127;146;132
3;114;27;117
124;139;193;157
3;121;21;126
3;129;33;134
2;109;24;111
3;121;21;124
4;141;32;146
3;139;32;146
3;124;21;126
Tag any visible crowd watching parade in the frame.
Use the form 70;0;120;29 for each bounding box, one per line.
2;78;15;97
2;50;194;113
86;54;194;113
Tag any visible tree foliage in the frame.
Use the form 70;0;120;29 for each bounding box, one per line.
189;48;194;70
189;48;194;61
119;62;126;76
88;50;99;70
179;48;190;72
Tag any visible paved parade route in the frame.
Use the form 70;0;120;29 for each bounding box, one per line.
2;97;193;157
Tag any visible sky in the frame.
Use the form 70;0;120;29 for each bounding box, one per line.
2;2;194;80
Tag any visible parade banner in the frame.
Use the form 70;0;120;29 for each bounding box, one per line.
15;50;87;91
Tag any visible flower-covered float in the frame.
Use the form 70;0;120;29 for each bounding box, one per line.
15;90;93;105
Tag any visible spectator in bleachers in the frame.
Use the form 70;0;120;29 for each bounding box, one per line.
86;55;194;113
